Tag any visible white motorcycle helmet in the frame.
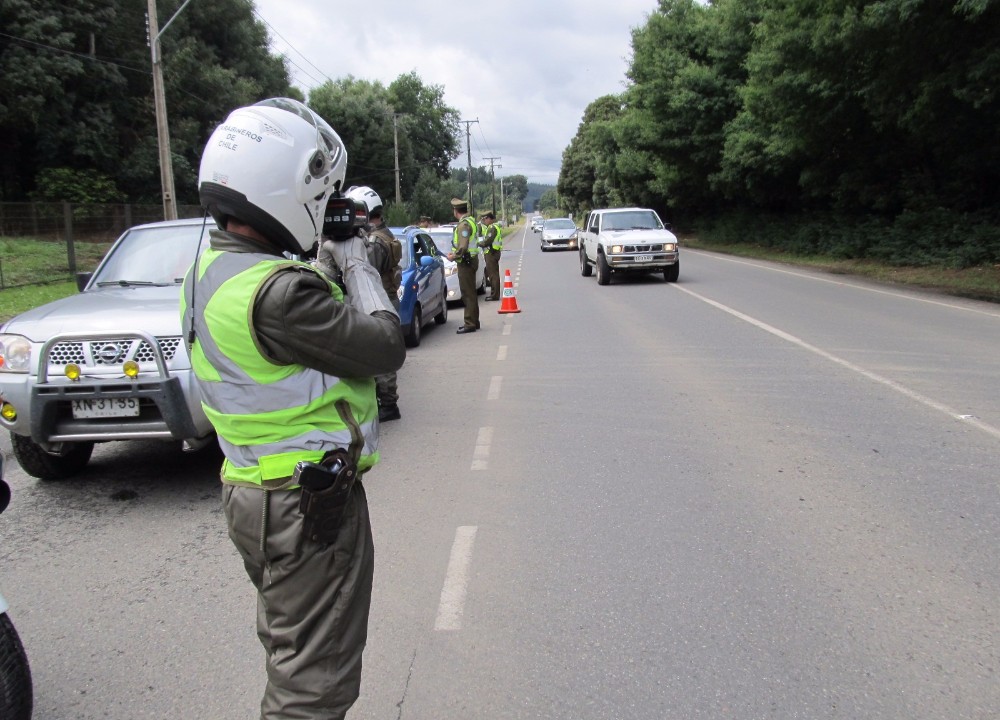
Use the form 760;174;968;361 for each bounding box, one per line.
346;185;383;219
199;98;347;255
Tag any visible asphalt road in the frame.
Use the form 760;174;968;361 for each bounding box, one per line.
2;223;998;719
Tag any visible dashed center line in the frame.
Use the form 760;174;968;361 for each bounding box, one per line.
496;345;508;361
434;526;478;631
487;375;502;400
471;426;492;471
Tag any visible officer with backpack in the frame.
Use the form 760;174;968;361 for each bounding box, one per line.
347;186;404;422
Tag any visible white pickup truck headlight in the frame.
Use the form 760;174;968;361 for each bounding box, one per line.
0;335;32;373
664;243;676;252
610;245;624;254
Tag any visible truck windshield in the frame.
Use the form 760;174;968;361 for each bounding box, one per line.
91;223;212;286
602;211;662;231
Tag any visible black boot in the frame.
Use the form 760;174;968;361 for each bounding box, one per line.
379;403;401;422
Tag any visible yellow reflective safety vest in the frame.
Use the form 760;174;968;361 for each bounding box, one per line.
452;216;480;256
181;247;379;489
487;223;503;251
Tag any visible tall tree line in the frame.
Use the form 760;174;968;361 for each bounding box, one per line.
558;0;1000;267
0;0;475;216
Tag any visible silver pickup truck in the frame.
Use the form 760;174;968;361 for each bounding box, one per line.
579;207;679;285
0;218;215;480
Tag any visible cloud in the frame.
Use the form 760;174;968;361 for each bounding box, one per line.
253;0;652;184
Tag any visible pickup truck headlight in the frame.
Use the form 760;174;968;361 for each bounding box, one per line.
610;244;624;254
0;335;31;373
664;243;676;252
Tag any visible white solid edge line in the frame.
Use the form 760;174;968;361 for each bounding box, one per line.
673;284;1000;442
684;248;1000;318
434;526;479;631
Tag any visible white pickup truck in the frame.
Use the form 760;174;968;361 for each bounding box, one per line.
578;207;679;285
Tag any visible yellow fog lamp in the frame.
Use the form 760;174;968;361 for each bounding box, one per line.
123;360;140;379
0;402;17;421
64;363;82;381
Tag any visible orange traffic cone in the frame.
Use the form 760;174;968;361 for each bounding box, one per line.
498;268;521;314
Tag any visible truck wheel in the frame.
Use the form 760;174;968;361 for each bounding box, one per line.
0;613;33;720
580;248;592;277
596;253;611;285
10;433;94;481
404;306;422;347
664;261;679;283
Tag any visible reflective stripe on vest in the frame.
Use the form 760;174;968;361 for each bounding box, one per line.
452;216;479;255
490;224;503;251
181;247;379;488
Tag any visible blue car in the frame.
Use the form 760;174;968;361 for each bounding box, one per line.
390;226;448;347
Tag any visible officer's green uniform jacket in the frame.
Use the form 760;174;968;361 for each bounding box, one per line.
451;215;479;261
181;229;406;489
482;223;502;252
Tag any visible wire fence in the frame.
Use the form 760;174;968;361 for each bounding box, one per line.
0;202;203;289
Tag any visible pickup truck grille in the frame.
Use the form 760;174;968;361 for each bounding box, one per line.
622;244;666;253
48;337;182;367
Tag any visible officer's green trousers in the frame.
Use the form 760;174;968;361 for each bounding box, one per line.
223;482;374;720
457;256;480;329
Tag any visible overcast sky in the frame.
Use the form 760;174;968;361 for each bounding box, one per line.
251;0;655;186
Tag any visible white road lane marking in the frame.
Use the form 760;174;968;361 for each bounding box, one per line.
685;249;1000;318
434;526;479;631
487;375;502;400
471;426;492;471
674;284;1000;441
497;345;508;361
503;325;512;336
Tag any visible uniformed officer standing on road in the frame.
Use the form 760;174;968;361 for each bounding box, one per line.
446;197;480;334
348;186;403;422
478;211;503;302
182;97;406;720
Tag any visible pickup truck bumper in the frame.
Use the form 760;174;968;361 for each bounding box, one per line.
0;330;210;446
608;250;679;269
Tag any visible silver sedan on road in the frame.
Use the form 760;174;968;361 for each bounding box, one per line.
539;217;579;251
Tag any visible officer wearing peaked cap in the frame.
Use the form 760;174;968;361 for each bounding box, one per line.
447;198;480;333
478;211;503;301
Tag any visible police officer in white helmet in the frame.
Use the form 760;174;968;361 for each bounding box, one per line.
346;185;403;422
182;97;405;720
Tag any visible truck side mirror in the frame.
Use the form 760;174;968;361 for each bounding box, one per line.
76;272;93;292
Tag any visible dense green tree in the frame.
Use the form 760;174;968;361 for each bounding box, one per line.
310;73;461;205
0;0;124;199
0;0;294;203
388;72;461;186
558;95;625;217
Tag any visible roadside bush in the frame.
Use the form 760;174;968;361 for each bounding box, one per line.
696;210;1000;269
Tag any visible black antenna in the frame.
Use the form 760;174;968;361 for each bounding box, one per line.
187;211;210;346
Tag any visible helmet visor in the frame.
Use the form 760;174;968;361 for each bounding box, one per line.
255;98;344;180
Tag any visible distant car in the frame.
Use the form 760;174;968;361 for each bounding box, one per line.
530;216;544;232
390;227;448;346
425;227;487;304
539;217;579;251
0;217;216;480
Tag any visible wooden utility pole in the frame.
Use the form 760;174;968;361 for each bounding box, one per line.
460;119;478;213
484;157;501;215
146;0;193;221
392;113;402;205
